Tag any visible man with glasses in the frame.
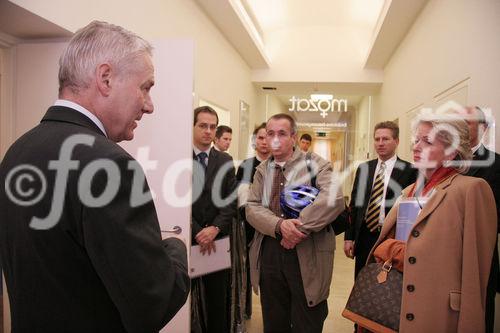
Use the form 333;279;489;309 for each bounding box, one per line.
191;106;236;332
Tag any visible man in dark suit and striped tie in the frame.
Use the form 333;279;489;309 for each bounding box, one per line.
344;121;417;277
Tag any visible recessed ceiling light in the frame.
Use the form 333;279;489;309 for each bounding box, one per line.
311;94;333;101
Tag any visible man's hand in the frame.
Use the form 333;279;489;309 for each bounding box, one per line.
344;240;354;259
195;226;219;247
196;226;219;255
200;241;216;255
279;219;307;249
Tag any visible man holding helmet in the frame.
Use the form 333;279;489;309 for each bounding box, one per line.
246;113;344;333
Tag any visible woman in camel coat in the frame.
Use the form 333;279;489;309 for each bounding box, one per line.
368;109;497;332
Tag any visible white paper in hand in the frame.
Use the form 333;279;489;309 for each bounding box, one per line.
189;236;231;278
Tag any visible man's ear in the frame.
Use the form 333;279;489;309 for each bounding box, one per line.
96;63;112;97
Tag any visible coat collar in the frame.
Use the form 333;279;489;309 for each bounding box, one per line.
41;106;106;137
400;173;458;229
269;148;303;167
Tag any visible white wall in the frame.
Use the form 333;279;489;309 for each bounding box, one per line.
14;42;66;136
264;93;287;118
377;0;500;153
0;47;15;159
10;0;259;159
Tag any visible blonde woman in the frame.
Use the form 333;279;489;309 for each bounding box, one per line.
368;108;496;332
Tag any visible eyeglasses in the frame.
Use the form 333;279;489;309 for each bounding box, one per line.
197;123;217;130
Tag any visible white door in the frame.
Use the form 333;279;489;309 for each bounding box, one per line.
120;39;194;333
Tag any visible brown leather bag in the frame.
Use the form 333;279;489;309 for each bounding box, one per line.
342;261;402;333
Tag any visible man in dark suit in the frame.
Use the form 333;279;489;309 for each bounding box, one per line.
191;106;236;333
344;121;417;277
461;106;500;333
0;21;189;332
235;122;269;319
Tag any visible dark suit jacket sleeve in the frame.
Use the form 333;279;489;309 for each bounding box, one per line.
212;156;237;235
236;161;244;183
82;154;189;333
489;152;500;232
191;216;204;236
345;166;361;241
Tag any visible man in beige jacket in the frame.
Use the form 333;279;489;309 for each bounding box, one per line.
246;113;344;333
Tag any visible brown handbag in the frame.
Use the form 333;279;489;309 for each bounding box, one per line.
342;261;402;333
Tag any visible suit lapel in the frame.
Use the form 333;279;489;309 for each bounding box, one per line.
206;148;218;185
390;158;405;182
412;174;456;228
412;189;447;228
366;159;377;196
467;145;488;177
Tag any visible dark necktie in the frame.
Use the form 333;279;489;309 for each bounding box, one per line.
197;152;208;171
269;164;285;217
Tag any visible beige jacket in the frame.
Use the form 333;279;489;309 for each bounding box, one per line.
368;174;497;333
246;149;344;306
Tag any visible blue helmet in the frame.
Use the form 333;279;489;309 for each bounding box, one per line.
280;184;319;219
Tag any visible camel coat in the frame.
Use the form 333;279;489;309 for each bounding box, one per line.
368;174;497;333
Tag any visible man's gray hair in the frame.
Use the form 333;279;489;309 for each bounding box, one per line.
412;107;472;174
58;21;153;94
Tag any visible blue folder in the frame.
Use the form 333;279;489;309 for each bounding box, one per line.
396;198;427;241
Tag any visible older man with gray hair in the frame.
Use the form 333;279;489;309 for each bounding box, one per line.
0;21;189;332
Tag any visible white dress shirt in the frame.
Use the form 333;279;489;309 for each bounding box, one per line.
54;99;107;137
193;146;211;166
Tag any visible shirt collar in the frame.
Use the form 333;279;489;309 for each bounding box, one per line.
193;146;211;156
54;99;107;137
378;154;397;167
471;142;482;154
255;154;266;162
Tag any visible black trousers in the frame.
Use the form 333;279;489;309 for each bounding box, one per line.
196;268;230;333
354;223;380;278
259;237;328;333
245;248;252;318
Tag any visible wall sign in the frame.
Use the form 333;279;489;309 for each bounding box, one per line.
288;96;348;118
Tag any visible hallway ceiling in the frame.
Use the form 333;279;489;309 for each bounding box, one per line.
197;0;428;108
0;0;71;40
243;0;384;35
197;0;428;71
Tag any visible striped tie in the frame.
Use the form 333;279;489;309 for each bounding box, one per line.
365;162;386;232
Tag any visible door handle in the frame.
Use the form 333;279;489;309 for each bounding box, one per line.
161;225;182;235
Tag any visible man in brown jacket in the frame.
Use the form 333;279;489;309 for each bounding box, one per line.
246;113;344;333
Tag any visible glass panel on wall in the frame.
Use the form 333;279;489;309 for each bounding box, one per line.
263;91;373;201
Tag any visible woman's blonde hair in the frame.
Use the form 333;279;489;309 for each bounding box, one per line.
411;107;472;174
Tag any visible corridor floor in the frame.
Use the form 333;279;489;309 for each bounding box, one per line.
246;237;355;333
